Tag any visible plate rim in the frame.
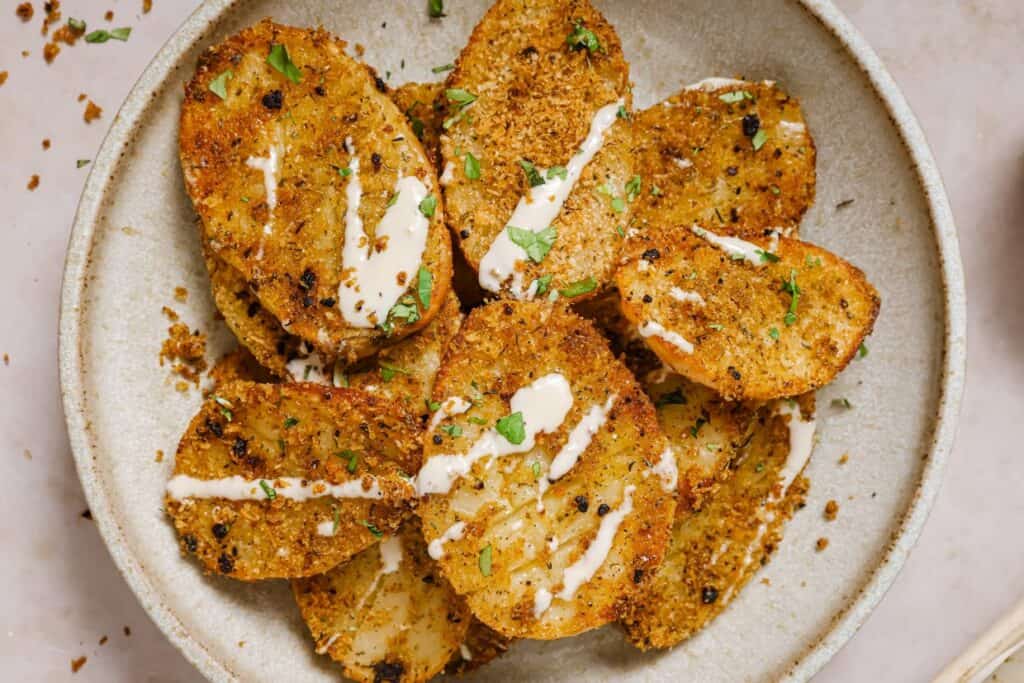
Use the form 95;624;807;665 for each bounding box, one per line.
57;1;968;681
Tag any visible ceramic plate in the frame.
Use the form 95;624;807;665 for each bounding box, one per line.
59;1;966;681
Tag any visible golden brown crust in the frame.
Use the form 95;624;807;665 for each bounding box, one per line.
443;618;512;676
620;394;814;649
292;521;471;683
206;347;277;390
416;301;676;640
180;20;451;364
616;231;880;400
165;381;421;580
440;0;632;299
631;80;816;247
391;81;446;167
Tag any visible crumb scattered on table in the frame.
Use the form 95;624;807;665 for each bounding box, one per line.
81;509;92;520
815;537;829;552
161;306;179;321
41;1;61;36
104;10;114;21
16;3;34;21
824;499;839;521
71;656;87;673
42;41;59;62
27;174;40;190
838;453;849;465
142;0;153;13
123;626;131;637
99;635;108;646
355;43;365;56
83;99;102;123
120;226;139;236
160;321;208;386
155;449;164;463
173;286;188;302
77;92;86;102
0;71;8;87
3;353;9;365
23;449;32;460
42;138;51;150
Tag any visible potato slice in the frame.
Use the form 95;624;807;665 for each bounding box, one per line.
165;381;420;580
206;347;276;390
180;20;451;364
616;229;879;400
440;0;632;301
631;79;815;244
444;618;512;676
621;394;815;649
572;290;661;378
293;521;471;683
348;291;464;415
416;301;676;639
391;81;446;167
644;369;758;513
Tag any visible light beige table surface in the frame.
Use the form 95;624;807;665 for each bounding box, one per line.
0;1;1020;681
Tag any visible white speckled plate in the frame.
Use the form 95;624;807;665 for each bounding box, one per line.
59;1;966;681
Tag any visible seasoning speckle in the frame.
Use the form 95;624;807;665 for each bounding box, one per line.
0;71;7;87
42;138;51;150
173;286;188;302
43;41;60;63
701;586;719;604
154;449;164;463
574;495;588;513
815;537;829;552
824;499;838;521
16;3;34;21
83;99;102;123
741;113;760;137
27;175;40;191
71;656;87;673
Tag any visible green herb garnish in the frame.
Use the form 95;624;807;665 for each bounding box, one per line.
417;266;433;310
208;69;233;100
441;424;463;438
566;20;602;53
418;195;437;218
283;416;299;429
689;417;707;438
428;0;445;18
380;363;410;382
68;17;86;31
267;43;302;83
756;249;780;263
339;166;352;177
533;274;553;296
361;520;384;538
546;166;568;181
719;90;754;104
464;151;481;180
831;398;853;409
259;480;277;500
76;159;91;169
495;412;526;445
85;27;131;43
616;105;630;120
507;226;557;263
531;461;542;479
655;389;686;407
331;505;340;534
518;159;545;188
752;129;768;151
625;175;642;202
478;544;493;576
386;191;401;208
431;63;455;73
610;197;626;213
769;327;780;340
858;342;869;359
559;276;597;298
468;416;488;426
781;269;800;326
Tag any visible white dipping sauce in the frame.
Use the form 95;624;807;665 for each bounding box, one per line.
639;320;695;355
547;395;617;481
165;475;386;501
691;225;772;265
427;521;466;560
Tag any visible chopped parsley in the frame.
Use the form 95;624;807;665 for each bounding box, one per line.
616;105;630;120
507;226;557;263
546;166;568;181
610;197;626;213
559;276;597;298
417;267;433;310
655;389;686;407
68;17;86;31
615;225;625;238
444;88;477;129
566;20;602;53
418;195;437;218
428;0;445;18
431;63;455;73
858;342;869;359
708;323;724;331
386;191;400;208
427;400;442;412
756;249;780;263
381;297;421;334
85;27;131;43
806;255;823;268
495;411;526;445
331;505;340;535
752;129;768;152
76;159;91;169
441;424;463;438
518;160;546;188
380;363;409;382
770;184;781;196
689;417;707;438
625;175;642;202
651;185;663;196
468;416;488;426
208;69;233;100
769;326;780;340
781;269;800;326
361;520;384;539
338;166;353;177
267;43;302;83
283;416;299;429
533;274;553;296
719;90;754;104
831;398;853;409
339;450;359;473
531;461;542;479
464;151;481;180
478;544;493;576
259;480;277;500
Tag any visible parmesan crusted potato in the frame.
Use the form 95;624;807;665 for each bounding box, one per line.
571;290;661;378
293;521;471;683
440;0;632;301
180;20;451;365
348;291;464;415
165;382;420;580
416;301;676;640
391;81;446;167
206;347;276;390
631;79;815;245
644;369;758;513
444;619;512;676
616;230;879;400
621;394;815;649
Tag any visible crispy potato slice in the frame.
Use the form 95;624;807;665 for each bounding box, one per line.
444;618;512;676
440;0;632;300
621;394;815;649
644;369;758;513
616;230;880;400
165;381;420;580
632;79;815;245
206;347;276;390
572;290;661;378
348;291;464;415
391;81;445;167
416;301;676;639
293;521;471;683
180;20;451;364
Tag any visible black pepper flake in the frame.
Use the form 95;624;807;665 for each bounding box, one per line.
314;85;326;97
261;90;283;110
246;301;261;318
320;297;336;307
299;268;317;291
183;535;198;553
633;569;644;584
231;437;248;458
597;503;610;516
726;165;738;176
742;114;760;138
728;367;741;381
217;553;235;573
730;207;739;223
422;574;435;584
642;294;653;304
212;523;229;540
574;495;589;513
432;434;443;445
371;152;383;171
374;76;387;93
205;418;224;438
459;229;470;239
302;295;314;308
701;586;719;604
81;509;93;520
373;661;404;683
642;248;661;262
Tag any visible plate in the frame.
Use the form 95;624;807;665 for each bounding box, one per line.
58;1;966;680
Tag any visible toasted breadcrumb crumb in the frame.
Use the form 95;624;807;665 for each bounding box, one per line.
154;449;164;463
43;42;59;63
70;656;87;673
23;449;32;460
99;635;108;645
838;453;849;465
815;537;829;552
0;72;8;87
77;92;86;102
81;509;92;519
161;306;179;321
123;626;131;637
83;100;102;123
27;175;40;190
41;1;60;36
105;10;114;21
159;322;208;385
3;353;9;365
355;43;365;56
42;139;50;150
54;23;83;46
174;286;188;302
16;3;34;21
824;499;839;521
142;0;152;13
